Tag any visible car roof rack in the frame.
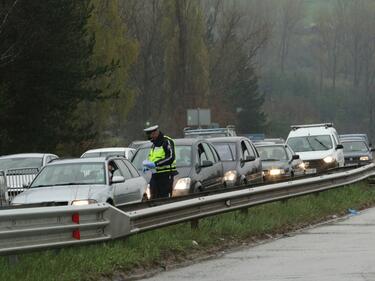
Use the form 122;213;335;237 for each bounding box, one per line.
291;123;333;130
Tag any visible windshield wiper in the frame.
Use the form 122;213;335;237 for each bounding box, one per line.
305;137;315;151
312;137;329;150
31;184;51;188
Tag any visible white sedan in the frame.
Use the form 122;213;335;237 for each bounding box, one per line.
11;157;148;206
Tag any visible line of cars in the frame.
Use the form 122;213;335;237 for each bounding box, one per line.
2;123;373;207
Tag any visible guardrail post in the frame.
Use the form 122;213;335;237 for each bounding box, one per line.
240;208;248;215
190;219;199;229
8;255;19;265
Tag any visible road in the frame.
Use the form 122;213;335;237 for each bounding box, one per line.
144;207;375;281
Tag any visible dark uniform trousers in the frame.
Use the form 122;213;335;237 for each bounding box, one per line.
150;173;174;199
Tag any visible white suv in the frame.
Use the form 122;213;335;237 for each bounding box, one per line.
286;123;345;174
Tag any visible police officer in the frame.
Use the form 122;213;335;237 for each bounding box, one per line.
143;125;177;199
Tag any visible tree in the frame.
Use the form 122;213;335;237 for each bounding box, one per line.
76;0;138;148
230;61;266;134
0;0;101;154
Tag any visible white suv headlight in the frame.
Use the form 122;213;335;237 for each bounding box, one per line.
71;199;97;206
224;170;237;182
323;156;334;163
174;178;191;190
360;156;369;161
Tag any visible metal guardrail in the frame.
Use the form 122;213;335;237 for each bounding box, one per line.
126;163;375;233
0;164;374;255
0;203;131;255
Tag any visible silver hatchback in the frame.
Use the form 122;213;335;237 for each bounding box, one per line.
11;157;148;206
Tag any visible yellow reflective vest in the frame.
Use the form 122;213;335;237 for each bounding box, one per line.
148;136;177;174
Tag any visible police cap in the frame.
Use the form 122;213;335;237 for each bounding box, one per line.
144;125;159;133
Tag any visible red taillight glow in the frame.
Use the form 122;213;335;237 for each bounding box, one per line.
72;229;81;240
72;213;80;224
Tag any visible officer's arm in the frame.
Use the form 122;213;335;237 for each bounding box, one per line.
155;139;175;166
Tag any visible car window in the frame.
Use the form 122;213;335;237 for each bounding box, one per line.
114;160;132;180
0;157;43;170
123;160;140;177
286;147;294;159
257;146;288;161
208;144;220;162
31;163;106;187
197;143;209;164
127;150;135;159
131;147;151;170
244;140;256;157
202;143;216;163
342;141;369;153
176;145;192;167
241;141;251;159
287;135;333;152
213;143;234;161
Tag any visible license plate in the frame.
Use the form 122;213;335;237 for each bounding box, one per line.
305;168;317;174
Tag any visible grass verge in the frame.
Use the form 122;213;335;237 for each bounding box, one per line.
1;181;375;281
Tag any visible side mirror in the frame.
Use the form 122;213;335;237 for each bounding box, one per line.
200;160;213;168
112;175;125;184
292;154;300;160
336;144;343;150
246;155;256;162
242;156;256;163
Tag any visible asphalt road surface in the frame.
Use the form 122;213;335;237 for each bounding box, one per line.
144;208;375;281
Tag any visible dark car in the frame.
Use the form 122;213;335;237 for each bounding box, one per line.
340;134;371;147
131;138;224;197
209;137;263;187
341;138;373;166
255;144;305;182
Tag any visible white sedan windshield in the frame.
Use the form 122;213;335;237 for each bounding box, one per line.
31;163;105;187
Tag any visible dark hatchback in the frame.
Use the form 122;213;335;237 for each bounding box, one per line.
131;138;224;197
209;137;263;187
255;143;305;182
341;138;373;166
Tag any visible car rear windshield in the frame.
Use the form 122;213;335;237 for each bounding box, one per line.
132;145;193;170
82;151;125;158
257;146;287;161
212;143;236;161
287;135;333;152
0;157;43;171
342;141;368;153
31;163;105;187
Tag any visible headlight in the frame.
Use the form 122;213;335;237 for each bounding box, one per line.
146;184;151;199
360;156;369;161
323;156;334;163
224;170;237;182
71;199;97;206
269;168;285;176
298;162;306;169
174;178;191;190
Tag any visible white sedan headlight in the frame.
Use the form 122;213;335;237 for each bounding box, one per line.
323;156;334;163
298;162;306;170
71;199;97;206
224;170;237;182
174;178;191;190
360;156;369;161
269;169;285;176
